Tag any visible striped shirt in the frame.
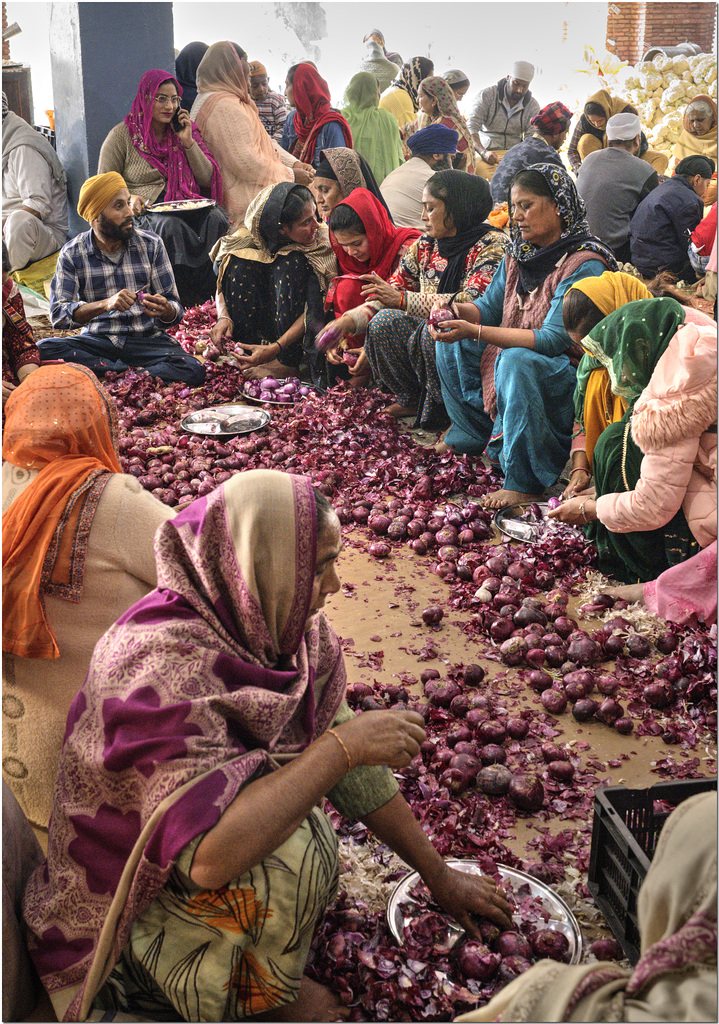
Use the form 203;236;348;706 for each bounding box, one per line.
50;228;183;345
254;91;289;143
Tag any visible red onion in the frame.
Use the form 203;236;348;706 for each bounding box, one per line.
547;760;574;782
597;698;624;725
644;682;674;708
589;938;624;960
626;632;652;658
500;636;528;666
479;743;507;765
490;618;514;642
566;637;601;665
478;720;506;744
421;605;444;627
477;764;512;795
455;941;500;981
553;616;577;639
447;725;472;748
506;718;529;740
527;669;553;692
614;717;634;735
368;514;391;535
572;698;598;722
420;668;441;684
544;645;567;668
496;931;533;959
449;694;470;718
541;743;569;763
531;929;569;961
368;541;391;559
508;773;545;812
541;688;568;715
463;664;485;687
526;647;547;668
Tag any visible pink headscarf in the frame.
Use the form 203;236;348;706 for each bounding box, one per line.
124;69;222;202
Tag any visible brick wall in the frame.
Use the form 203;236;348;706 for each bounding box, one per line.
606;2;717;64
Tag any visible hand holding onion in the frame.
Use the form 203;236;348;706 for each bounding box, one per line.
236;343;279;368
428;862;513;933
546;496;597;526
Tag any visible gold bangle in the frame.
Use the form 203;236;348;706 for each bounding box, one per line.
579;500;593;524
326;728;353;772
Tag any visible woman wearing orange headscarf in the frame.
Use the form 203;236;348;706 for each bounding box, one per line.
191;41;311;228
280;62;353;168
2;363;174;833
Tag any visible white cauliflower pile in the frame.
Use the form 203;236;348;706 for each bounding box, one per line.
606;51;717;153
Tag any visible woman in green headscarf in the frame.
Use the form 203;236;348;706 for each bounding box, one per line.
341;73;403;184
548;297;717;584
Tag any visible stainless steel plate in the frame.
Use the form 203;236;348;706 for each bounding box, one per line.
180;404;270;436
386;859;582;964
494;502;553;542
145;198;216;213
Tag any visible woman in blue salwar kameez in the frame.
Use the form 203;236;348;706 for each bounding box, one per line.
430;164;617;508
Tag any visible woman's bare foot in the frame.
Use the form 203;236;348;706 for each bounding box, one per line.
384;402;417;418
480;488;543;510
602;583;645;605
263;977;350;1022
433;440;451;454
244;359;292;381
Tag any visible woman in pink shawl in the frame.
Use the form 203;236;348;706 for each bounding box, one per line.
23;470;511;1022
98;69;230;306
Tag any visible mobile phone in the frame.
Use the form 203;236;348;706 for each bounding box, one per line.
171;108;183;132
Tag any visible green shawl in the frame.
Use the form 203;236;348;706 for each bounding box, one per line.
340;73;403;185
574;297;687;424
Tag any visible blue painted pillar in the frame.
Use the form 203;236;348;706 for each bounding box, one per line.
49;3;175;236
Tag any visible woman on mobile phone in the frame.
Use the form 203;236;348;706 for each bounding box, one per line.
98;70;229;306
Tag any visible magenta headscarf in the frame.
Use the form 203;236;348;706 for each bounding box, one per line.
124;69;222;202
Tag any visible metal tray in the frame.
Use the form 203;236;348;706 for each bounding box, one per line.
180;404;270;437
387;859;582;964
494;502;552;543
145;198;216;214
242;381;321;406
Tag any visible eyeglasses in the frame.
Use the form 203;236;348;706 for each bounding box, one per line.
155;95;181;107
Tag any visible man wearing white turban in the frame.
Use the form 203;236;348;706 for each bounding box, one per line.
468;61;540;181
577;112;659;262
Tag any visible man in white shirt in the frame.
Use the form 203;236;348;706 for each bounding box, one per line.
468;61;540;180
380;124;458;228
2;92;68;271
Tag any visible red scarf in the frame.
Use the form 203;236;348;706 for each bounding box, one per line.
292;64;352;165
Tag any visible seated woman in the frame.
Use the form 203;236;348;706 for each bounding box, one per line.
320;188;421;382
341;73;403;184
402;76;476;174
98;69;228;308
630;155;715;282
2;242;40;406
337;170;507;425
210;182;336;386
669;95;717;186
379;56;434;129
2;364;174;835
432;165;617;508
175;40;208;112
280;63;353;169
22;469;512;1023
458;791;717;1024
547;299;716;586
689;200;717;278
312;146;390;222
443;69;471;104
561;270;715;498
567;90;668;174
191;42;312;231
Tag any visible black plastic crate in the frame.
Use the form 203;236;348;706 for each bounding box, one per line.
588;777;717;963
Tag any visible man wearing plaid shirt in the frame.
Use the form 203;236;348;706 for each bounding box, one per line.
40;173;205;385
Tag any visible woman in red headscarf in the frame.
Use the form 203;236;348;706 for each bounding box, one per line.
319;188;420;382
280;63;353;168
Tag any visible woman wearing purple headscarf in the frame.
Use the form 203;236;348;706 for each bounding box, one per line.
23;470;512;1023
98;69;229;306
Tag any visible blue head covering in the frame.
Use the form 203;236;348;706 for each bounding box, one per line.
407;123;459;155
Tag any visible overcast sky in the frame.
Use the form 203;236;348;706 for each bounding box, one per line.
7;1;610;126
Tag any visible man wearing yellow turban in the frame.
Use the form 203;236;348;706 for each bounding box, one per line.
36;172;205;384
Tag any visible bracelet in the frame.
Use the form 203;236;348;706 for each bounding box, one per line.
398;290;406;310
216;315;232;324
476;323;482;341
579;500;593;524
326;728;353;772
569;466;590;476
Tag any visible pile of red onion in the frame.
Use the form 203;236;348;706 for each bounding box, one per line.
101;305;716;1020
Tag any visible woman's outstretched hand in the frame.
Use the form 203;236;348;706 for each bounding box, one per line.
336;709;426;770
236;343;278;369
429;863;514;932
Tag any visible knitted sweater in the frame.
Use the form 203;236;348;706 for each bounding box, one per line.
98;121;215;204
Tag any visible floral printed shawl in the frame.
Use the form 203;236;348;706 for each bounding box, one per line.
124;69;221;202
23;470;347;1021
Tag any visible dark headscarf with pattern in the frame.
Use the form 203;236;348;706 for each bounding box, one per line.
508;163;618;295
391;57;434;111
